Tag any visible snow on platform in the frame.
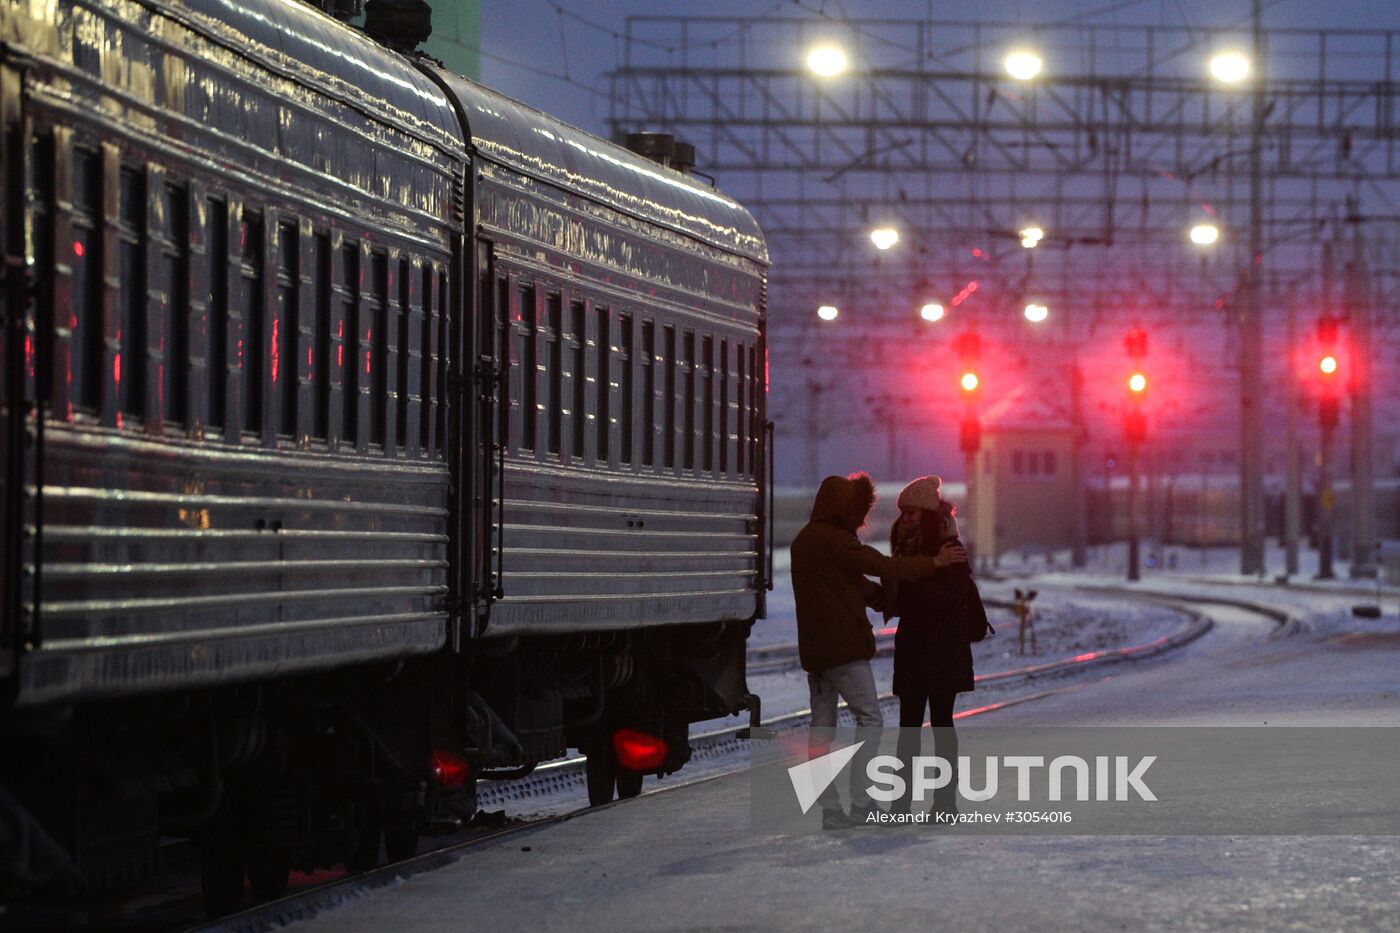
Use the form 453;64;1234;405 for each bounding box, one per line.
292;594;1400;932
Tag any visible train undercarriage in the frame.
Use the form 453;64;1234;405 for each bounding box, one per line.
0;619;752;915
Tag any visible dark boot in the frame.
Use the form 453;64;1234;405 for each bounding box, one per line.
822;807;860;830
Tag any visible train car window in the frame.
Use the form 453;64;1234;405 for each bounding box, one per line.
71;148;103;413
340;245;360;446
546;293;562;456
312;232;331;441
641;320;655;468
518;284;537;452
683;331;696;471
619;313;633;465
735;343;746;476
595;306;610;464
117;167;147;422
420;263;435;455
162;184;190;427
570;300;585;460
275;221;299;438
663;325;676;469
435;267;448;455
30;136;54;412
719;338;730;475
368;249;389;448
206;198;228;432
396;256;413;453
748;344;760;477
239;209;265;437
702;335;714;474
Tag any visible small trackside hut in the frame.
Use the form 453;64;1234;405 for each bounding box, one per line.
0;0;769;916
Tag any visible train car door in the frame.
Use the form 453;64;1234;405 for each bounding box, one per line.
1;61;34;687
472;238;505;632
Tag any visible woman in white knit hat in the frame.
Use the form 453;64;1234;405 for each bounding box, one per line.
882;475;989;817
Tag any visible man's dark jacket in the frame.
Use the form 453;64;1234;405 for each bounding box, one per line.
790;475;939;673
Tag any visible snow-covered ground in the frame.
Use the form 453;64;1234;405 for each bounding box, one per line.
306;582;1400;932
746;548;1190;721
992;538;1400;596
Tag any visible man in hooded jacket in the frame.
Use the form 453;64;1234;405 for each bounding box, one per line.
790;473;967;827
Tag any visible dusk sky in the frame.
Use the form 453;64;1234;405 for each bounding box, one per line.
473;0;1400;485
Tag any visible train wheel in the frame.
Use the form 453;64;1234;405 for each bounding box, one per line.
199;816;245;917
615;767;643;800
247;855;290;901
347;809;382;871
584;739;616;806
383;811;418;863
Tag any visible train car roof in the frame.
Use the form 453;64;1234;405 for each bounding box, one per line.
430;69;769;265
180;0;461;148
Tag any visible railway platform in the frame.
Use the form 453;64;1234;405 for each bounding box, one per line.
228;586;1400;932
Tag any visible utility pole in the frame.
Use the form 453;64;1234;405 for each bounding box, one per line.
1315;313;1342;580
804;373;824;485
1318;411;1337;580
1070;360;1088;568
1127;440;1141;581
956;331;982;568
1238;0;1268;576
1283;286;1302;577
1124;330;1149;581
1347;224;1377;578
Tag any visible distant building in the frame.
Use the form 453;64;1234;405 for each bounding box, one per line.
969;390;1077;564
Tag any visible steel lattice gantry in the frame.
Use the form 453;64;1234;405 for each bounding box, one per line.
608;15;1400;331
606;12;1400;575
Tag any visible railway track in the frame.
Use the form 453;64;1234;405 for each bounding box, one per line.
182;586;1272;932
746;598;1016;675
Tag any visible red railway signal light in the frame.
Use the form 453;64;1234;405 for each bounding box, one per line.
955;331;982;362
1128;372;1148;394
1318;354;1338;377
1123;410;1147;444
960;371;980;394
1124;327;1148;359
959;416;982;453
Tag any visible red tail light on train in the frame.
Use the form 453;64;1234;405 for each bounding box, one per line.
431;750;471;789
612;729;669;772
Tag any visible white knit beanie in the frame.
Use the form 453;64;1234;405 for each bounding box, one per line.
896;475;943;513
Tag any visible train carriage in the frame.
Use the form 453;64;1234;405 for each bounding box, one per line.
0;0;768;913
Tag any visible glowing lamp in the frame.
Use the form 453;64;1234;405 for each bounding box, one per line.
869;226;900;250
430;750;471;789
1209;50;1251;84
613;729;669;772
806;44;848;77
1005;49;1043;81
1189;223;1220;246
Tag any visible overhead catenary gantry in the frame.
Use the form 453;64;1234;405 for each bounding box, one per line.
607;11;1399;576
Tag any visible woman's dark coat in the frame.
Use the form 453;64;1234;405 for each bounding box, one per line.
889;542;987;697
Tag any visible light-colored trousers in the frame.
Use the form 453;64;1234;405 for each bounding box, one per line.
807;659;884;810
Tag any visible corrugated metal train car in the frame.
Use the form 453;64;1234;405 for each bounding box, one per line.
0;0;768;915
